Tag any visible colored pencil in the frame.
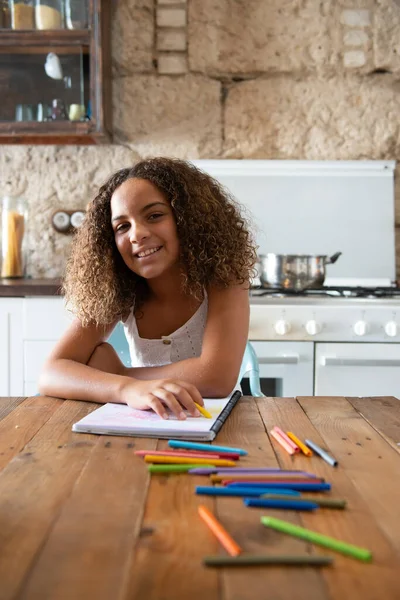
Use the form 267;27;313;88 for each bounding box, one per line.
195;486;300;497
272;426;300;453
260;494;347;509
144;456;236;467
305;439;338;467
168;440;247;455
148;464;217;473
244;498;319;511
203;554;333;567
227;482;331;492
194;402;213;419
286;432;313;457
261;516;372;562
270;429;296;455
198;505;242;556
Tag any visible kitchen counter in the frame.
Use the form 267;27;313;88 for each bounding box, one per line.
0;278;62;296
0;395;399;598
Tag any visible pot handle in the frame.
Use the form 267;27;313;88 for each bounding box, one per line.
325;251;342;265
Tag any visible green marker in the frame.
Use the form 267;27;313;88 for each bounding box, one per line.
261;516;372;562
148;464;216;473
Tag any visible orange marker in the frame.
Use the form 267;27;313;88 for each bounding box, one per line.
198;505;242;556
144;455;236;467
270;429;296;455
286;432;313;457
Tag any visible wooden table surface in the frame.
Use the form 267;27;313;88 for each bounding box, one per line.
0;395;400;600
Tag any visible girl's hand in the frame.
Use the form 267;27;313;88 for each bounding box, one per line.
120;378;204;420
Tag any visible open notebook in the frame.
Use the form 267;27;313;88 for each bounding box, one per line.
72;390;242;441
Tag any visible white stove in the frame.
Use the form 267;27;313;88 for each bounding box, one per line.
193;159;400;398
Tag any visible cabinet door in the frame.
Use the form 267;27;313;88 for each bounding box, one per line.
315;343;400;397
0;298;23;395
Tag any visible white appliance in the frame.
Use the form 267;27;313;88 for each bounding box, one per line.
193;159;399;397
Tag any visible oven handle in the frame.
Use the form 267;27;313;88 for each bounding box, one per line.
258;355;299;365
321;357;400;367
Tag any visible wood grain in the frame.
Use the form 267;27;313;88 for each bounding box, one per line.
347;396;400;453
0;396;25;420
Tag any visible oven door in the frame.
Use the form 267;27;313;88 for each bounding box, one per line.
315;343;400;397
243;341;314;397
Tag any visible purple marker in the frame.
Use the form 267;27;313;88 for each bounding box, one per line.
188;467;319;477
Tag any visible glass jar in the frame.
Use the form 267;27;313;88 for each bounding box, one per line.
9;0;35;29
35;0;64;30
65;0;87;29
1;196;28;279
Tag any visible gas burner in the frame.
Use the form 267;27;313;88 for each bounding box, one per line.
250;286;400;299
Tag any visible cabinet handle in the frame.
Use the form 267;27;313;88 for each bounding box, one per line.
321;357;400;367
258;356;299;365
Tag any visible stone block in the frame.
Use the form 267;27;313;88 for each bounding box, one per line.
113;74;222;157
224;75;400;159
340;9;371;27
343;30;369;46
189;0;333;74
157;29;187;51
374;1;400;73
157;53;188;74
343;50;366;68
157;7;186;27
112;0;154;74
158;0;186;4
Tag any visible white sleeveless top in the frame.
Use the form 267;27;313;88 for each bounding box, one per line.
123;294;208;367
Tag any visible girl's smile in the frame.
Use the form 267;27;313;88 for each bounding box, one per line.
111;178;180;281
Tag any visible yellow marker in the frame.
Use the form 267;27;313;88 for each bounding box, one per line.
194;402;212;419
144;455;236;466
286;432;313;457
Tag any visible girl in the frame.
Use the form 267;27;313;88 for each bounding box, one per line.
39;157;256;420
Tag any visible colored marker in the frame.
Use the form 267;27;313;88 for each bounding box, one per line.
261;494;347;509
195;486;300;497
210;474;323;483
148;464;216;473
272;426;300;453
261;516;372;562
136;449;223;460
198;505;242;556
144;456;236;467
244;498;319;511
286;432;313;457
168;440;247;455
227;482;331;492
270;429;296;455
188;468;320;476
203;555;333;567
194;402;213;419
305;439;338;467
220;478;323;486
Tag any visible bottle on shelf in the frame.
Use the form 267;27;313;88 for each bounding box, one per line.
1;195;28;278
8;0;35;30
35;0;64;30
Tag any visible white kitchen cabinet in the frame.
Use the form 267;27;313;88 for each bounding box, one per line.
0;298;24;395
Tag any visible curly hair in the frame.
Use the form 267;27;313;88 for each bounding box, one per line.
63;157;257;326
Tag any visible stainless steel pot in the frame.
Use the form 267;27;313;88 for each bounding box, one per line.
258;252;342;290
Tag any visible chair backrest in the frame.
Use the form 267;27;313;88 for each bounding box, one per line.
108;324;264;396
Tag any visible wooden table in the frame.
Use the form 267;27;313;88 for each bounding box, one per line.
0;395;400;600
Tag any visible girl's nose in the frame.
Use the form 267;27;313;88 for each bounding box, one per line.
129;222;150;244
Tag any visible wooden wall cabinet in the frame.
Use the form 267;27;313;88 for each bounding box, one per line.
0;0;111;144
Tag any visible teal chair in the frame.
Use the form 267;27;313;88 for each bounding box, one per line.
108;322;264;397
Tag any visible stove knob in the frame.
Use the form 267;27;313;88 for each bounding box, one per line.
305;320;322;336
385;321;398;337
353;320;369;336
274;320;291;336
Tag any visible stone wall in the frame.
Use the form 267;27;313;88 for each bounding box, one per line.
1;0;400;278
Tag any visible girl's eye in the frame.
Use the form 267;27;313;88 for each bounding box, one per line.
115;223;128;232
148;212;163;221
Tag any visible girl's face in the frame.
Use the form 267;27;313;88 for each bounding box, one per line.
111;178;180;281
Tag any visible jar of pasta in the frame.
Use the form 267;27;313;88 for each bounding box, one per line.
35;0;64;29
9;0;35;30
1;196;28;278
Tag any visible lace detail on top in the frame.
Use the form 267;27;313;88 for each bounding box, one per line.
123;294;208;367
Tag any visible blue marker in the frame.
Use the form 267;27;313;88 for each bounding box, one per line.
244;498;319;511
195;486;301;497
168;440;247;455
227;482;331;492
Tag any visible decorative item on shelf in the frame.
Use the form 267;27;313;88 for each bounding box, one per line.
15;103;35;121
35;0;64;30
65;0;87;29
36;102;52;122
44;52;63;80
51;98;68;120
51;209;85;234
68;103;85;121
9;0;35;30
1;195;28;278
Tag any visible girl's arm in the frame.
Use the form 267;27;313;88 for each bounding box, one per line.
127;285;250;398
38;317;203;419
